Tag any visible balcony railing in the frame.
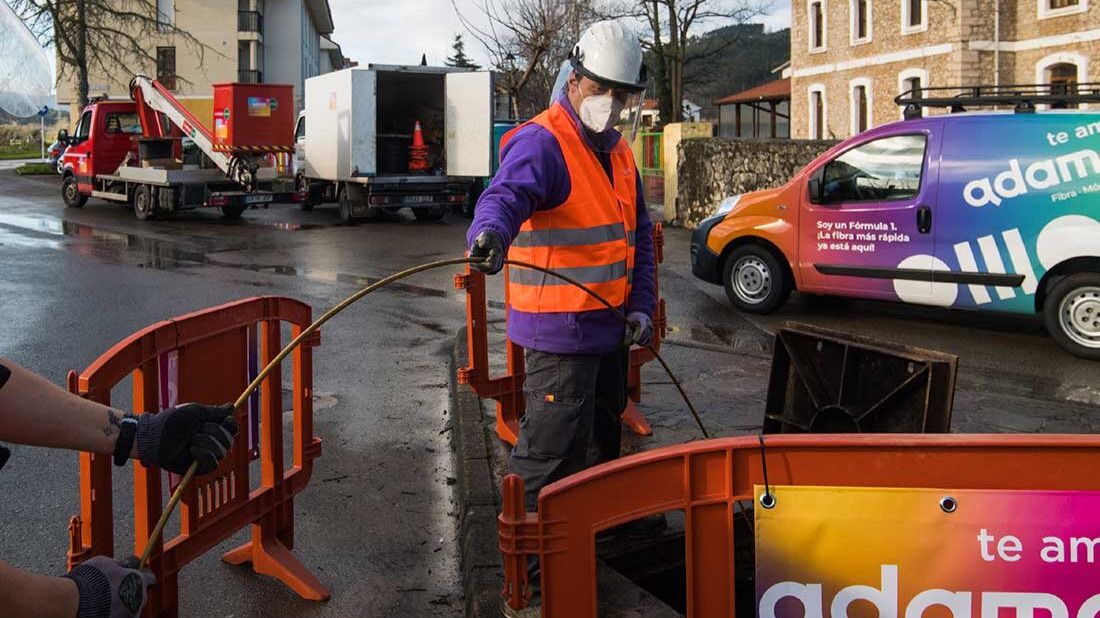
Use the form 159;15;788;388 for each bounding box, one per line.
238;70;262;84
238;10;262;33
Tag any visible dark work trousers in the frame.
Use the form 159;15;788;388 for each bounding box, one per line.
509;348;629;513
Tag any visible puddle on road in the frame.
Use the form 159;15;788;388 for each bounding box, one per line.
0;212;452;299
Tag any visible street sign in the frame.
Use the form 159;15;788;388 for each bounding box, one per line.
37;106;48;117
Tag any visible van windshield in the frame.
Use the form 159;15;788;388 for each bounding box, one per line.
823;134;926;203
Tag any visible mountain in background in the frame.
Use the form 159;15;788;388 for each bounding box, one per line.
682;24;790;120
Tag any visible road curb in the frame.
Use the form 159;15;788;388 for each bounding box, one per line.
449;325;502;618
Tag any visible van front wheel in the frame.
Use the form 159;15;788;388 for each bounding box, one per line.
1044;272;1100;360
722;245;790;314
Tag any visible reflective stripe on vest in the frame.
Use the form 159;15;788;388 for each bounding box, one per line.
503;102;639;314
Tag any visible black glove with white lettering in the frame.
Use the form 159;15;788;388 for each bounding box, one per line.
136;402;237;475
470;230;505;275
64;555;156;618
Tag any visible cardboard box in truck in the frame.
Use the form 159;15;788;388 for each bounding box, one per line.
294;65;494;222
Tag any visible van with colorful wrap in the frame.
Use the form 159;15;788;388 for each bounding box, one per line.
690;85;1100;359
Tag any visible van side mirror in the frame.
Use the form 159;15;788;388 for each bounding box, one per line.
57;129;69;146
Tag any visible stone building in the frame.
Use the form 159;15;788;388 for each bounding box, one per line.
788;0;1099;139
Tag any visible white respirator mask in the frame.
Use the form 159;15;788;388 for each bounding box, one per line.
579;94;625;134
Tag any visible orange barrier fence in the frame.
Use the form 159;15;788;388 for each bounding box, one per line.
455;224;668;444
65;296;327;617
498;433;1100;617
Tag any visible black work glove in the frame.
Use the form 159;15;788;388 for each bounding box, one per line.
469;230;505;275
136;402;237;475
64;555;156;618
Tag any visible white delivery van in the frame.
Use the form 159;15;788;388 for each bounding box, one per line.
294;64;494;222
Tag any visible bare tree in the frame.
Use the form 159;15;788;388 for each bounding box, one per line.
600;0;768;125
454;0;595;118
10;0;219;108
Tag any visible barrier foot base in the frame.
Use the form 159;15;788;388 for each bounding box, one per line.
621;400;653;436
223;524;331;602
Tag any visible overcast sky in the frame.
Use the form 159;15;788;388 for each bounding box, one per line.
327;0;791;68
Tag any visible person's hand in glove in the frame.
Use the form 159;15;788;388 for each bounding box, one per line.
64;555;156;618
136;402;238;475
469;230;505;275
624;312;654;348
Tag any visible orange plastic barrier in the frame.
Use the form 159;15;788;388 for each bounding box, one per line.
499;433;1100;617
65;296;327;617
455;224;668;444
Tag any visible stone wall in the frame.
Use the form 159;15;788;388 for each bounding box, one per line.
676;137;838;228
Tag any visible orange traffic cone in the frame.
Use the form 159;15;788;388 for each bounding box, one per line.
408;120;430;172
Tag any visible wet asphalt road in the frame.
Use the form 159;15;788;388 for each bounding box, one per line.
0;170;1097;617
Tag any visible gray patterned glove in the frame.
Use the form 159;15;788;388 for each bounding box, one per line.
625;311;654;347
136;402;237;475
64;555;156;618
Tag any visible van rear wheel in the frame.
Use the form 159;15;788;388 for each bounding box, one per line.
338;186;356;224
133;185;156;220
722;244;790;314
1044;272;1100;360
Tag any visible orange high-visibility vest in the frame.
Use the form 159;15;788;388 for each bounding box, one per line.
504;102;638;313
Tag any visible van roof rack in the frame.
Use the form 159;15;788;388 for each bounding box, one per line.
895;83;1100;119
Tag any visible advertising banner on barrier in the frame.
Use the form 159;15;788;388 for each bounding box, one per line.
755;485;1100;618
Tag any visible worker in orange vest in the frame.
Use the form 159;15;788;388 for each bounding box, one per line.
0;357;236;618
467;21;660;615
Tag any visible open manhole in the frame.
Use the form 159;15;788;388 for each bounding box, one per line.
596;326;958;615
763;323;958;434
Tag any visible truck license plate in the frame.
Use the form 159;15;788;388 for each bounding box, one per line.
402;195;433;204
245;194;273;204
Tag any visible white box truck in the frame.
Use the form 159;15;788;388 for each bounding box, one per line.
293;64;494;222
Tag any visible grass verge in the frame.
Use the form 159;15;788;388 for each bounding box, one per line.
15;162;55;175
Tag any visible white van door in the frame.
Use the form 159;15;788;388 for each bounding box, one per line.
445;71;493;177
349;68;377;177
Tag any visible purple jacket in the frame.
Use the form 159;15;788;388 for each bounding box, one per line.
467;96;657;355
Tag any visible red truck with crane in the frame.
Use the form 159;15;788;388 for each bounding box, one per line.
58;75;298;220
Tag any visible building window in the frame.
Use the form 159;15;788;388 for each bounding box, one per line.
1039;0;1087;18
1049;63;1079;107
902;0;927;33
156;0;173;32
1049;63;1078;93
849;78;872;135
156;47;176;91
898;69;928;118
821;134;927;204
855;86;868;132
851;0;871;43
809;0;826;51
809;86;827;140
1036;53;1088;108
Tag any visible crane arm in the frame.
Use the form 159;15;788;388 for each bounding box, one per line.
130;75;258;191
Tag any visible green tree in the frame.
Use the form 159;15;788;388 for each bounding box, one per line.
445;34;481;70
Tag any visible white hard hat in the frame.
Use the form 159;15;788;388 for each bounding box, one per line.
569;20;646;91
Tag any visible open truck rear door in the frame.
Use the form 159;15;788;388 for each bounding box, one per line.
304;67;377;179
445;71;493;178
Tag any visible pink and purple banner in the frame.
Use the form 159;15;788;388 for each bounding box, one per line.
756;486;1100;618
